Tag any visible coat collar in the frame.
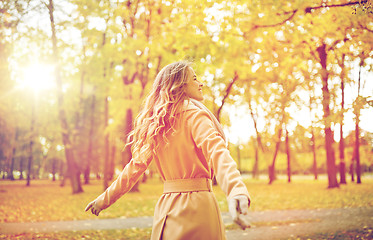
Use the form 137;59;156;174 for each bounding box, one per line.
176;99;200;113
176;98;227;144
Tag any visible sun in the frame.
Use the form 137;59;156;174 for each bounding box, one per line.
19;63;56;92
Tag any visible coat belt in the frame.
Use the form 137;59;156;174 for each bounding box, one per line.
163;178;212;194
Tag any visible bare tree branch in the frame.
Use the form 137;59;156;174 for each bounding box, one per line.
304;0;367;13
358;23;373;33
216;71;239;121
252;9;298;30
249;1;365;32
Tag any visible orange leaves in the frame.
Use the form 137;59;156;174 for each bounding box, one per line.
1;177;373;224
0;179;163;223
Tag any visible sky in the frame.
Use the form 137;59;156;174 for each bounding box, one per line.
226;64;373;145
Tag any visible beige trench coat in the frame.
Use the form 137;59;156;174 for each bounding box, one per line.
95;100;250;239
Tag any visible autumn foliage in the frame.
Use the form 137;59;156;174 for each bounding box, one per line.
0;0;372;192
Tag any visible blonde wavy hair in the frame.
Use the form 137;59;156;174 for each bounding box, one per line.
126;61;193;163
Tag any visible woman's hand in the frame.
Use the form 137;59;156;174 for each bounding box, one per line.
85;200;102;216
228;195;251;230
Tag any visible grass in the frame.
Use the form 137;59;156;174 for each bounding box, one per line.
245;177;373;212
0;176;373;223
0;176;372;240
1;226;372;240
0;228;152;240
225;218;321;230
1;224;371;240
0;178;162;223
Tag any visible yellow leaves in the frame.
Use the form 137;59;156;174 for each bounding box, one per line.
0;179;163;224
1;177;373;225
244;178;373;212
1;229;153;240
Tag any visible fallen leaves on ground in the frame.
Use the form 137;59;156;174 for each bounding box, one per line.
225;218;321;230
0;228;152;240
0;177;372;223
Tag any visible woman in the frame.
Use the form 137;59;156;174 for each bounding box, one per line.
85;61;251;239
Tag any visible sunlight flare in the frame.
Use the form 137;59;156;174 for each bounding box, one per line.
19;63;56;92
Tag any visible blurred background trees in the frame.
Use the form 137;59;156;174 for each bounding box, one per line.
0;0;372;193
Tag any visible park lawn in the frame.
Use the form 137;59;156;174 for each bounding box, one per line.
0;228;152;240
0;176;373;223
2;228;373;240
2;226;372;240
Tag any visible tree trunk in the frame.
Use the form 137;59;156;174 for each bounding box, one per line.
350;157;355;182
285;128;291;183
74;47;86;143
252;141;259;179
309;93;318;180
102;27;112;191
75;45;87;183
248;103;264;152
83;161;90;184
317;43;339;189
247;89;263;179
9;128;18;180
38;153;48;179
124;108;139;192
85;90;96;184
339;54;346;184
19;156;24;180
59;160;65;187
237;142;241;172
27;95;35;186
103;94;110;190
355;125;361;184
109;141;116;180
269;125;282;184
48;0;82;194
52;158;57;181
355;64;362;184
311;126;318;180
121;113;131;169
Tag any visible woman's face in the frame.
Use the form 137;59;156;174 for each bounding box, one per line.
184;67;204;101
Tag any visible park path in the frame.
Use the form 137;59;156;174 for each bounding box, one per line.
1;207;373;239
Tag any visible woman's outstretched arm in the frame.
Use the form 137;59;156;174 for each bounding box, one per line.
85;158;152;216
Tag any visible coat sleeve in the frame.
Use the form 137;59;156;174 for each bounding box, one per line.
94;158;151;210
190;109;250;201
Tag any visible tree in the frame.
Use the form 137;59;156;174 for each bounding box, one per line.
284;1;371;188
0;0;28;180
354;68;361;184
47;0;83;193
26;93;35;186
309;88;318;180
84;88;96;184
2;0;372;192
268;123;283;184
102;20;111;191
317;43;339;188
285;127;292;183
353;53;371;184
337;53;347;184
247;85;264;179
